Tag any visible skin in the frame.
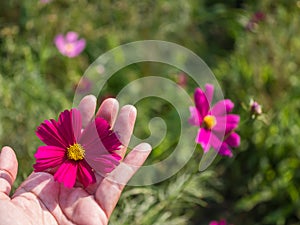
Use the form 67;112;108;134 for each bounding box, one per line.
0;96;152;225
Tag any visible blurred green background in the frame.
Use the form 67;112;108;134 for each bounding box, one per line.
1;0;300;224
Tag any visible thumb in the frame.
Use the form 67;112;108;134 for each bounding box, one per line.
0;146;18;199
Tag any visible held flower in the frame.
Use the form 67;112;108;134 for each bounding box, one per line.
54;32;86;58
189;84;240;157
33;109;121;188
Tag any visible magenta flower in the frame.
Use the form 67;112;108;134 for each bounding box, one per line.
54;32;86;58
246;11;266;31
209;219;233;225
33;109;121;188
189;84;240;157
250;99;262;117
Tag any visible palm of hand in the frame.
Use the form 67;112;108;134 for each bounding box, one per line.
7;172;108;225
0;96;151;225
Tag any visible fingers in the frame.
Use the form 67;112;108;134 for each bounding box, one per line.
0;146;18;199
96;98;119;127
97;101;136;159
81;97;135;159
78;95;97;128
95;143;152;218
113;105;137;158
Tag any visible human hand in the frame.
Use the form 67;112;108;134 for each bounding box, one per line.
0;96;151;225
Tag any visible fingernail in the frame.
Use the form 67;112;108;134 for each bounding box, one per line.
136;143;152;152
128;105;137;119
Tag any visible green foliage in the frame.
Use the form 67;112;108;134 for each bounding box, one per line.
211;1;300;224
1;0;300;224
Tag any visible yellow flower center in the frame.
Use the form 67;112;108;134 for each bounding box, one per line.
203;115;217;130
65;43;74;53
66;143;85;161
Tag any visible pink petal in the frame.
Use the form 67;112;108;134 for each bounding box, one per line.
213;114;240;134
79;121;104;156
57;110;77;146
33;146;66;172
188;106;200;126
79;117;121;174
196;128;211;152
94;117;111;137
88;155;120;176
209;132;223;151
65;31;79;42
36;119;68;148
204;84;214;104
219;220;229;225
77;160;96;187
71;109;82;141
54;160;78;188
101;131;122;152
218;143;233;157
65;39;86;58
211;99;234;116
73;39;86;56
209;222;219;225
110;152;122;161
194;88;209;120
54;34;65;53
225;132;240;148
78;121;105;155
80;117;121;155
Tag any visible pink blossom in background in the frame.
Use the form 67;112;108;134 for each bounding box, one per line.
33;108;121;188
246;11;266;31
40;0;52;4
177;72;188;88
250;99;262;117
189;84;240;157
54;32;86;58
251;11;266;23
74;77;92;94
96;64;105;74
209;219;233;225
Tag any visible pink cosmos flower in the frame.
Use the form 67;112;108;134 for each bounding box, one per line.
209;219;233;225
33;108;121;188
189;84;240;157
54;32;86;58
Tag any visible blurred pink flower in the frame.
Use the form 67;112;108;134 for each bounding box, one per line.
33;108;121;188
246;11;266;31
177;72;188;88
74;77;92;94
54;32;86;58
209;219;233;225
189;84;240;157
250;99;262;117
40;0;52;4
